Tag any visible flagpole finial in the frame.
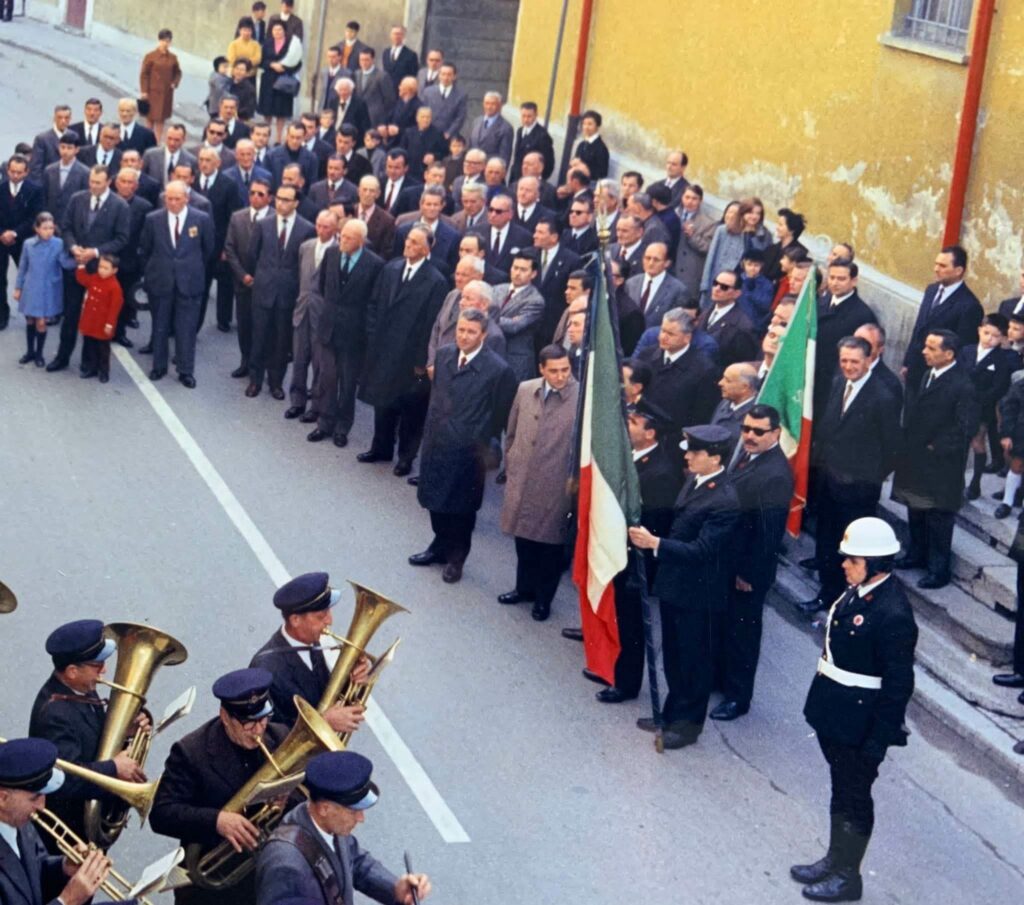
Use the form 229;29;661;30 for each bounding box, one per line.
595;185;612;253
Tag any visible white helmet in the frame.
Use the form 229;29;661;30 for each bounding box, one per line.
838;517;900;557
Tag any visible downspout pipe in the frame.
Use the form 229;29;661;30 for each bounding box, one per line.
943;0;997;246
558;0;595;184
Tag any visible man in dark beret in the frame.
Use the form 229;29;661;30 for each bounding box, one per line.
150;668;290;905
0;737;115;905
256;751;431;905
28;620;148;848
249;572;370;731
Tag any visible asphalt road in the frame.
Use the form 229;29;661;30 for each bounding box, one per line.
1;31;1023;905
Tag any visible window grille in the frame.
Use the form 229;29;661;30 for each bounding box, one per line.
902;0;973;50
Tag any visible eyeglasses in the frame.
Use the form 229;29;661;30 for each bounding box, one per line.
712;280;737;291
237;715;269;730
740;424;773;436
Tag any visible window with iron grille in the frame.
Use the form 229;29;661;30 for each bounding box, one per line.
901;0;974;50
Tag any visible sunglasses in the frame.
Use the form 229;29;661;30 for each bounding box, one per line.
569;209;588;215
740;424;773;436
712;280;737;291
488;206;511;214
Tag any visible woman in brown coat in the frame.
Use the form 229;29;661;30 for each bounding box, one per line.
139;28;182;143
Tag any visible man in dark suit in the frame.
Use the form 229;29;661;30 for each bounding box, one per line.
48;166;130;371
245;184;316;398
266;122;318;192
70;97;104;149
712;404;795;721
279;163;319;222
573;110;611;180
311;219;384;446
338;20;370;71
422;63;468;141
355;175;397;258
412;309;518;582
392;186;460;272
357;225;449;474
333;124;372;184
696;269;759;367
78;125;123;172
625;242;688;330
382;25;419;84
353;49;395;131
512;176;553;233
629;425;741;749
268;0;303;40
377;148;420;217
902;245;983;390
637;308;720;434
648;150;690;209
29;105;72;183
458;232;508;286
217;96;251;150
477;193;532;274
709;362;759;449
318;44;353;112
401;108;449;181
299;112;333;180
608;213;646;274
510;101;555;182
329;79;372;148
194;148;246;332
224;177;273;378
249;571;369;730
512;151;558;209
0;155;44;330
307;154;358;212
532;216;581;347
43;133;90;230
111;165;154;347
221;139;272;196
137;181;215;386
115;97;157;153
468;92;514;164
799;337;901;615
892;329;980;588
119;148;161;207
855;322;904;405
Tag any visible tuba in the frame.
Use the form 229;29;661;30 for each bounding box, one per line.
318;580;407;712
84;622;188;848
182;696;343;890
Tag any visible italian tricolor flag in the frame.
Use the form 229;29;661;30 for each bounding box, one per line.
572;268;642;685
757;269;818;537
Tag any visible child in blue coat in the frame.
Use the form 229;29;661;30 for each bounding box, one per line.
13;213;75;366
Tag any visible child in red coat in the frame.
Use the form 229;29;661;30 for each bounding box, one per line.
76;255;124;384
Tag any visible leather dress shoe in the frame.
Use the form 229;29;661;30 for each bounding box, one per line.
216;323;230;333
798;556;821;570
582;668;609;687
407;475;419;486
284;406;305;419
531;602;550;621
893;554;925;570
357;451;387;463
442;562;463;583
299;410;318;423
332;432;348;448
917;573;949;590
45;358;68;373
800;869;862;902
307;428;330;443
18;352;34;365
178;374;196;389
139;343;153;354
596;687;636;703
270;387;285;401
790;855;835;885
710;700;749;721
636;717;658;733
245;383;260;397
393;460;413;477
994;503;1013;519
965;483;981;501
498;590;533;605
796;597;826;616
115;335;134;348
561;626;583;641
992;672;1024;688
98;372;109;384
408;550;443;566
662;726;700;750
149;368;166;381
230;363;249;379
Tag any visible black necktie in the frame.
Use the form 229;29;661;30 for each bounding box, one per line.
309;647;331;687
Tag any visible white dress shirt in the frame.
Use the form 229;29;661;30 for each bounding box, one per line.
283;627;339;672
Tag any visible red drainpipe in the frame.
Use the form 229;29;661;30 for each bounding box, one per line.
569;0;595;116
943;0;997;245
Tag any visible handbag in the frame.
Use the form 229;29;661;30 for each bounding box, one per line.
274;74;301;96
137;97;150;117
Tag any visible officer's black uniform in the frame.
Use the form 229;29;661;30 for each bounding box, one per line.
800;574;918;897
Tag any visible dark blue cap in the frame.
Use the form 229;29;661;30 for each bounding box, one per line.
0;738;65;794
45;620;116;670
272;572;341;615
681;423;734;454
627;398;673;433
212;668;274;720
305;751;378;810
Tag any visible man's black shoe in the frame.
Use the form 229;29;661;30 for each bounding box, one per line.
709;700;749;721
407;475;419;486
662;726;700;749
356;451;388;463
299;410;318;423
18;352;34;365
800;869;862;902
531;603;550;621
796;597;826;616
179;374;196;389
498;590;533;605
307;428;330;443
230;363;249;378
149;368;166;381
790;855;835;885
596;687;635;703
139;343;153;354
98;372;109;384
994;503;1013;519
581;668;609;687
917;573;949;590
442;563;463;583
115;335;134;348
560;627;583;641
408;550;443;566
393;460;413;477
245;383;260;397
45;358;68;373
270;387;285;400
992;672;1024;688
332;432;348;448
284;406;305;419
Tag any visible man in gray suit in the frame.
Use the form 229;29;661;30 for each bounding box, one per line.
468;92;514;164
625;242;687;329
422;63;467;141
353;48;396;131
427;271;506;370
710;362;760;450
495;251;545;382
29;105;72;182
255;750;430;905
674;184;717;304
142;124;197;186
43;132;90;225
286;209;337;420
224;176;273;378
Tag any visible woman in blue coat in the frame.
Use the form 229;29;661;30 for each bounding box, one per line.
13;212;74;365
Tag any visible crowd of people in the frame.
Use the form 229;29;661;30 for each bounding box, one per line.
2;2;1024;902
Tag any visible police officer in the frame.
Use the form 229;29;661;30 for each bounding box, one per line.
792;518;918;902
249;572;369;731
28;620;147;846
0;738;114;905
149;668;290;905
255;751;431;905
628;424;740;749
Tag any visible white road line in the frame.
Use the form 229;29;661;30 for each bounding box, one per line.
113;346;471;844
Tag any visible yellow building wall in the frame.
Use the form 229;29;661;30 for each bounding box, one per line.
509;0;1022;306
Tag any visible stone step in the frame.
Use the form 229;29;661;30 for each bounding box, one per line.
780;532;1013;665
